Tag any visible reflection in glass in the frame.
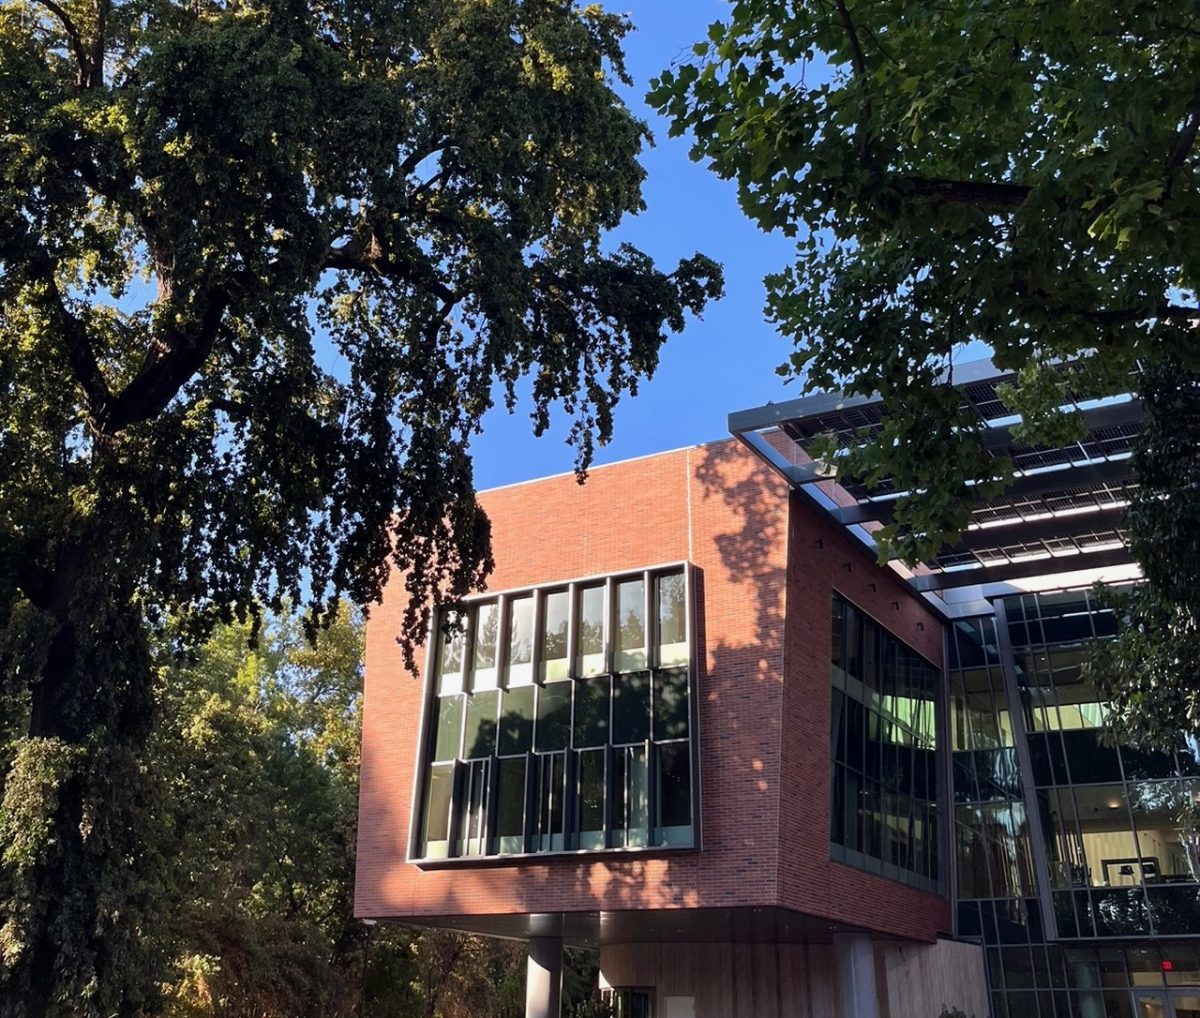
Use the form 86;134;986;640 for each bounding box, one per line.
536;753;566;852
498;685;534;756
495;757;527;854
574;676;609;748
433;695;464;761
471;602;499;689
540;589;569;681
436;621;465;695
577;584;605;676
657;744;691;844
463;691;498;759
506;595;533;685
654;668;690;741
613;672;650;744
615;578;646;671
421;763;454;858
578;749;605;850
457;758;489;856
536;681;571;752
657;572;687;667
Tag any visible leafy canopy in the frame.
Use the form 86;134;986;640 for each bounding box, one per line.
0;0;722;655
650;0;1199;561
0;0;721;1011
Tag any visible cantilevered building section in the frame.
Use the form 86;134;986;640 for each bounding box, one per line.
357;361;1200;1018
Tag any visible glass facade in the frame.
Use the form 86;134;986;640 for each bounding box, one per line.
414;565;696;861
952;589;1200;1018
830;594;944;892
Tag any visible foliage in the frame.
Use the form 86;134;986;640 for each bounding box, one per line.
0;0;721;1010
149;603;529;1018
567;995;616;1018
649;0;1200;563
1090;362;1200;750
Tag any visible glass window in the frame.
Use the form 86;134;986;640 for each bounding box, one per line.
506;595;534;686
654;668;690;742
494;757;527;855
615;577;646;672
498;685;534;756
421;763;454;858
536;753;566;852
433;694;464;761
831;594;941;889
578;749;606;850
574;676;609;748
577;584;606;676
657;743;692;845
436;621;465;695
612;745;649;847
613;672;651;745
540;589;570;682
457;758;490;856
417;568;696;860
536;681;571;752
463;691;499;759
471;602;500;690
657;571;688;667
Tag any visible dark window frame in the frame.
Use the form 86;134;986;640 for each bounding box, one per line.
408;562;701;866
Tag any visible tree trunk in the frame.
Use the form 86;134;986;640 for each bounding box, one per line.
3;539;159;1018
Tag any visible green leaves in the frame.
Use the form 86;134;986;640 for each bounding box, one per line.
651;0;1200;565
0;0;723;1009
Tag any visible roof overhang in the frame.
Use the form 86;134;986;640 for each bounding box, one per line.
729;358;1144;618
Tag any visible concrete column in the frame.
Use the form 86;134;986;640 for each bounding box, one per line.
526;937;563;1018
834;933;880;1018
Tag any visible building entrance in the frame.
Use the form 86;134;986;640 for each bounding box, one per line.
1133;990;1200;1018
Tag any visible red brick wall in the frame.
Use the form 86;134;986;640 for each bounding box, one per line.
778;494;951;940
355;439;950;941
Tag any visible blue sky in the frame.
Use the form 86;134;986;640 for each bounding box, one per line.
469;1;802;490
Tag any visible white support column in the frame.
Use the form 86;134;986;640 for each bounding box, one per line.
834;932;881;1018
526;937;563;1018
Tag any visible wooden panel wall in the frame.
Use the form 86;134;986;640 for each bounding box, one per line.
876;938;990;1018
600;942;837;1018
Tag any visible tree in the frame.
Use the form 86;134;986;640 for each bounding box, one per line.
649;0;1199;563
1089;363;1200;750
0;0;722;1011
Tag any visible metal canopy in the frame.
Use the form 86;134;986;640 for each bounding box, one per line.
729;358;1142;615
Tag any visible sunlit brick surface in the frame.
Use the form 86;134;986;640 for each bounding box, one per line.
355;439;951;942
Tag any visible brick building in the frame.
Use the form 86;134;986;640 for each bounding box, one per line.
357;361;1193;1018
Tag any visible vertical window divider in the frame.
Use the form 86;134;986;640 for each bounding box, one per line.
604;743;617;849
485;756;501;856
531;589;544;685
523;750;537;855
644;570;655;670
603;576;616;675
495;596;511;690
645;738;657;843
462;607;477;694
448;759;466;857
566;582;579;681
564;750;579;851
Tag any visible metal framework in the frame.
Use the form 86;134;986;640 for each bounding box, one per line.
729;358;1142;617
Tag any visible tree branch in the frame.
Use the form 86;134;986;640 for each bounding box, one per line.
831;0;874;168
99;287;232;434
1167;103;1200;173
1079;304;1199;324
897;176;1032;207
324;234;458;306
29;0;92;86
